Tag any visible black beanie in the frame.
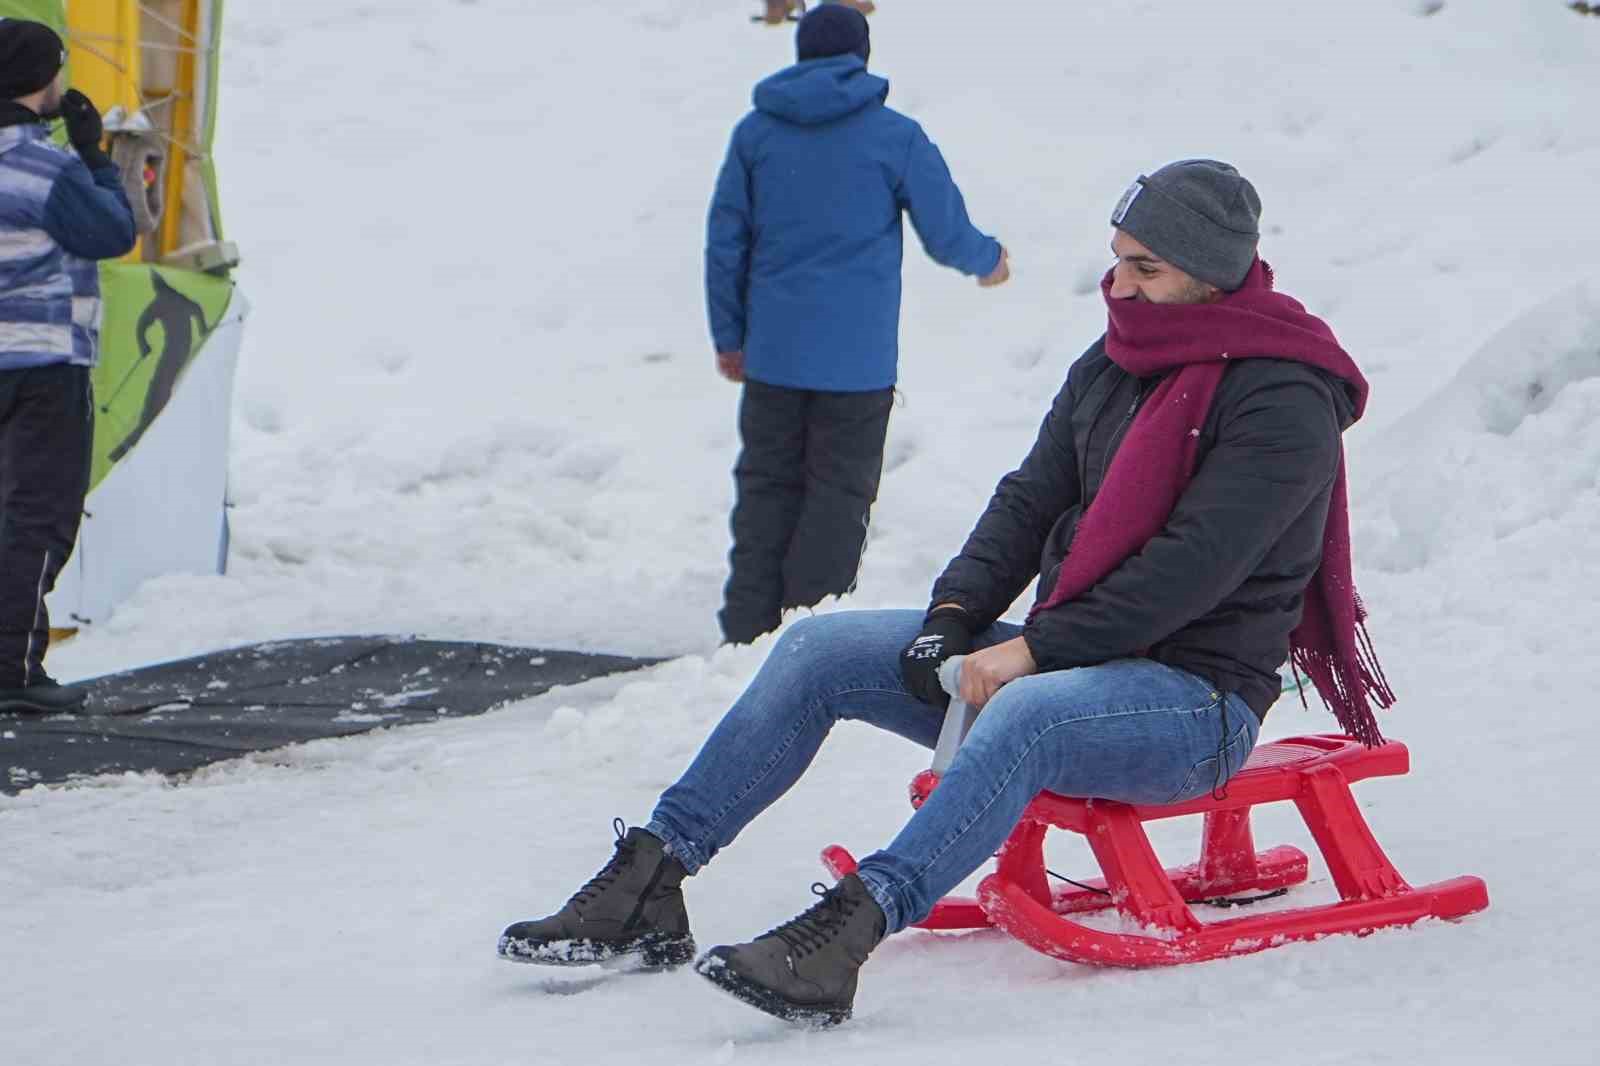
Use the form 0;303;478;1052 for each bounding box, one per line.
0;19;66;100
796;4;870;64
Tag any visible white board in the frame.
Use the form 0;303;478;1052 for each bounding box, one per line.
48;292;249;629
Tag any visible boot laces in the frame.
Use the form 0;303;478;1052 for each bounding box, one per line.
570;818;634;913
764;882;859;958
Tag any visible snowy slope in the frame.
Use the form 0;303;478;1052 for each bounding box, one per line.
6;1;1600;1062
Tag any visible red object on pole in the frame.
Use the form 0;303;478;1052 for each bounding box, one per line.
820;734;1488;966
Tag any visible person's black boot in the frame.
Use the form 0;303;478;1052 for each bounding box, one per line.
0;675;86;714
498;820;695;971
695;874;886;1028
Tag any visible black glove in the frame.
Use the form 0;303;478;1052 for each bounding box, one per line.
59;89;110;168
899;607;975;708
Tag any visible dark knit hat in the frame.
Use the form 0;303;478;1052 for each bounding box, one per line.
1111;159;1262;291
796;4;870;64
0;19;67;101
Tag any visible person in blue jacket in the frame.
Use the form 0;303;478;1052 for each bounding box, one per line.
707;3;1008;644
0;19;137;713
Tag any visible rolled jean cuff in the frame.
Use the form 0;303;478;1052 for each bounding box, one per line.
853;866;909;936
643;818;707;875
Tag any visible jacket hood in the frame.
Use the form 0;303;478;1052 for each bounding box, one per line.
753;55;888;126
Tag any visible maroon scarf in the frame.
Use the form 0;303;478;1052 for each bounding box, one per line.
1029;258;1394;745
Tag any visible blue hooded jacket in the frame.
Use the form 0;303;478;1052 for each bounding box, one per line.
705;56;1001;392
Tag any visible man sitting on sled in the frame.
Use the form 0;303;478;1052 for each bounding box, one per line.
497;159;1393;1027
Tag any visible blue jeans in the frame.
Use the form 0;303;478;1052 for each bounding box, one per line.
646;610;1259;935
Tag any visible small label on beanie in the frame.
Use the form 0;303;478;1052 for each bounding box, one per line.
1112;181;1143;225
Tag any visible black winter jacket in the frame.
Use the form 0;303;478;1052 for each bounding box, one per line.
928;339;1357;718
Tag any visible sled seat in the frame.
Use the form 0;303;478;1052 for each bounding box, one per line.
822;734;1488;968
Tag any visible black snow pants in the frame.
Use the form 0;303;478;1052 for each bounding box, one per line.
0;364;93;688
719;379;893;645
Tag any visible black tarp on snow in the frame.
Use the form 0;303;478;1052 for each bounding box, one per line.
1;637;660;794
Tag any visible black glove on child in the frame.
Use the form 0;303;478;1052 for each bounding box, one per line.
59;89;111;169
900;607;975;709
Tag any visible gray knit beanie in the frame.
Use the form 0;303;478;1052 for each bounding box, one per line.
1110;159;1261;291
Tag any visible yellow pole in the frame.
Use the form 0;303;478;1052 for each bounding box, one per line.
64;1;142;116
159;0;202;258
65;1;143;260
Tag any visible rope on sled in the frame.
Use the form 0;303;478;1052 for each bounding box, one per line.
1044;868;1290;910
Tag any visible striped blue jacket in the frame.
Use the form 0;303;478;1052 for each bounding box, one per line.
0;117;136;370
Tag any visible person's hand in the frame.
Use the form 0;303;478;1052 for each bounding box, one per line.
59;89;104;152
716;351;744;383
957;636;1036;709
899;607;975;708
979;247;1010;288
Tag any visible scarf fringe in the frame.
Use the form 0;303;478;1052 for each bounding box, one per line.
1290;619;1395;748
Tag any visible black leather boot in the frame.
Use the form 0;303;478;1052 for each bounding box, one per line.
695;874;886;1027
0;675;86;714
498;820;695;970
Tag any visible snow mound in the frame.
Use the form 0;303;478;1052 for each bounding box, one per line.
1355;283;1600;572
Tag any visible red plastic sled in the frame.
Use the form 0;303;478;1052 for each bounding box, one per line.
822;734;1488;967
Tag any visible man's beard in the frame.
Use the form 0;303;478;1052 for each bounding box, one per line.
37;87;64;120
1132;278;1216;305
1171;277;1216;305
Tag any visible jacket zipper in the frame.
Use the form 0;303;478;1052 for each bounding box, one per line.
1096;382;1149;489
1076;364;1120;491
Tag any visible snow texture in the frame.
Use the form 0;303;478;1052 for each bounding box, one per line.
5;0;1598;1062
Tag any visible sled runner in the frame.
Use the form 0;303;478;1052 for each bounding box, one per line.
822;661;1488;968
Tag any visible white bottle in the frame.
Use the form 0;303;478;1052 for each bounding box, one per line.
930;655;979;774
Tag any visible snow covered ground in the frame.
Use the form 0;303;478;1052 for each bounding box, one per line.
6;0;1599;1062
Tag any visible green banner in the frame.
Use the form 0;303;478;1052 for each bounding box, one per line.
91;263;234;491
0;1;65;30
